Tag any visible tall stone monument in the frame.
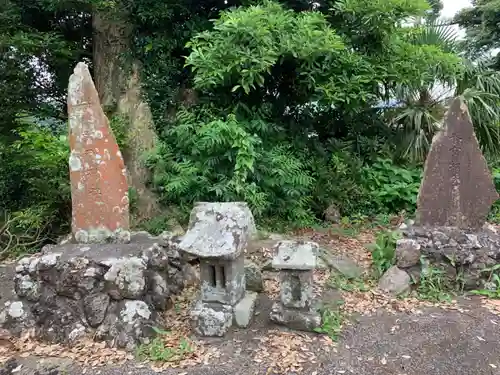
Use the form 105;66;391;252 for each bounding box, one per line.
67;62;130;243
416;96;498;229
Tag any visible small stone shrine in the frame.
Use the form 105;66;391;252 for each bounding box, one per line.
270;240;321;332
388;97;500;292
0;62;190;350
180;202;258;337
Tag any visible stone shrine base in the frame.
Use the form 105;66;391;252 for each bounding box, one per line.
190;292;258;337
0;233;189;350
399;224;500;289
269;302;321;332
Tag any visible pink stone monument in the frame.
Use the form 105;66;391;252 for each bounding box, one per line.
67;62;130;243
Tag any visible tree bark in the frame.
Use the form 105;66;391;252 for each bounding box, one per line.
92;7;160;221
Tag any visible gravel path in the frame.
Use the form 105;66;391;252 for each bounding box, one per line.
3;300;500;375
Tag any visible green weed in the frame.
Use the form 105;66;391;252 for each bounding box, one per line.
366;229;401;277
314;302;345;341
470;264;500;298
136;327;195;362
416;259;453;302
328;272;371;292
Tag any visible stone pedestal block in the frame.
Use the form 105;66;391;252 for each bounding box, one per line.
190;301;233;337
270;240;321;332
269;302;321;332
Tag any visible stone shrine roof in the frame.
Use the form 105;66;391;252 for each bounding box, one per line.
272;240;318;270
178;202;256;260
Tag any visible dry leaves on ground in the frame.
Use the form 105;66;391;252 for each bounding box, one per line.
146;285;221;371
0;285;207;371
0;330;132;367
252;330;336;374
294;228;464;316
340;289;462;316
480;297;500;316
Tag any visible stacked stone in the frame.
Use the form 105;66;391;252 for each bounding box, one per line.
270;241;321;332
181;202;259;337
0;234;189;350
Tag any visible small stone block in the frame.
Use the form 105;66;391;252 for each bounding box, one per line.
395;239;421;268
272;241;318;270
244;260;263;292
233;291;258;328
190;300;233;337
279;270;313;309
269;302;321;332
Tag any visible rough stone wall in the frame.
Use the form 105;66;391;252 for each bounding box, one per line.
399;225;500;289
0;233;190;350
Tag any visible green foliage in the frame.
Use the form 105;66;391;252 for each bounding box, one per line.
367;229;402;277
328;272;370;292
416;260;453;302
186;1;347;96
455;0;500;64
387;21;500;162
314;302;345;341
309;150;370;218
136;327;195;362
489;167;500;223
0;124;70;256
2;0;500;244
361;158;422;214
470;264;500;299
147;107;315;225
109;114;129;151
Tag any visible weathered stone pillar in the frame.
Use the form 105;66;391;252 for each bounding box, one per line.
67;62;131;244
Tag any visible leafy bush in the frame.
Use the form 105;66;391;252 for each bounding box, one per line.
367;229;401;277
360;158;422;215
470;264;500;299
308;150;369;217
147;107;316;227
0;125;70;257
489;167;500;223
417;260;453;302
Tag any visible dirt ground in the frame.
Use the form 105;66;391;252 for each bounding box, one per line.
2;229;500;375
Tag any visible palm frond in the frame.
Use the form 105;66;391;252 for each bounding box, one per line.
389;20;500;161
410;21;459;53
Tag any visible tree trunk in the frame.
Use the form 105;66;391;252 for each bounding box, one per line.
92;7;160;222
